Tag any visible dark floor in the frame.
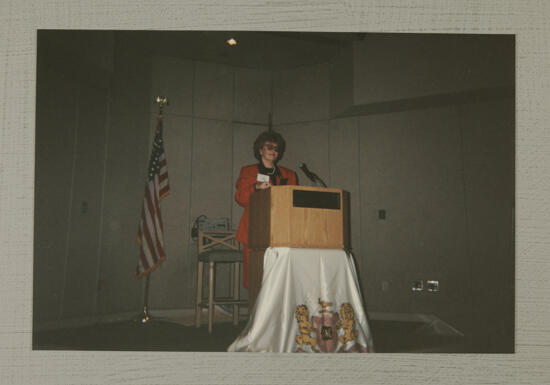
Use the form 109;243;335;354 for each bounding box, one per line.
33;319;472;353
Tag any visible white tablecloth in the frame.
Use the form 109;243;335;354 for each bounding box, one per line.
228;248;374;353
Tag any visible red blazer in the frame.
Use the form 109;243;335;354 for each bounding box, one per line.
235;164;298;246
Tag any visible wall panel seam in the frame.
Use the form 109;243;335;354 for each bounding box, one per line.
59;86;80;321
92;87;111;318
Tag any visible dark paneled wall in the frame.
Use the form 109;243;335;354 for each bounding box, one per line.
34;31;118;324
35;32;514;352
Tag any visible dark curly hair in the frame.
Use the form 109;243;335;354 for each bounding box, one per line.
253;130;286;163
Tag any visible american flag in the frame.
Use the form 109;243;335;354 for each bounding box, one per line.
135;116;170;278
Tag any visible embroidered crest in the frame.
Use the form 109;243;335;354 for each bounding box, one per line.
337;303;359;345
295;304;319;352
294;300;367;353
335;303;367;352
312;299;340;352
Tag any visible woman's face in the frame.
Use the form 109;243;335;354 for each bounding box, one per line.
259;141;279;165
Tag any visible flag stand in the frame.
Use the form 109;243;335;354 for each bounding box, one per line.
137;274;152;324
136;96;170;325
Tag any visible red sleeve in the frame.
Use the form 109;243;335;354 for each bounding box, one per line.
235;166;257;208
280;167;298;186
289;170;298;186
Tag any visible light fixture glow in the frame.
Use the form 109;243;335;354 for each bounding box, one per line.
226;38;237;46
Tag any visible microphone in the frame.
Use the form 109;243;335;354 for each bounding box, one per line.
297;161;316;182
297;161;327;187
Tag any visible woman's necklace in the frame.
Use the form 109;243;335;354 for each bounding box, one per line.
261;162;276;175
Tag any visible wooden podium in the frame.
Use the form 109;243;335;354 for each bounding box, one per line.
248;185;350;309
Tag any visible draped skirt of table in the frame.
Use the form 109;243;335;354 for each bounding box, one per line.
228;247;374;353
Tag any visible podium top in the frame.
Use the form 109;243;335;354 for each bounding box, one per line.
269;185;342;193
249;185;349;250
261;185;343;210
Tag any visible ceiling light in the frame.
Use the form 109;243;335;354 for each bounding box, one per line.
226;38;237;46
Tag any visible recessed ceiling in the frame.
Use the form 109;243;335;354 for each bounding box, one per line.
130;30;363;70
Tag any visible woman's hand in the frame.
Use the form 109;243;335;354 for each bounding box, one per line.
255;182;271;190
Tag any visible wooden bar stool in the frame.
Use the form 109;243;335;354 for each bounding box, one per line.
194;229;247;333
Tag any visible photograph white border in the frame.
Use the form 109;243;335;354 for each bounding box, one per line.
1;1;549;384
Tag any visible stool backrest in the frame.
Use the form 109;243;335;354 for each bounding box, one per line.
198;229;239;254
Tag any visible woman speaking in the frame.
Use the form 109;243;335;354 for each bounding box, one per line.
235;131;298;288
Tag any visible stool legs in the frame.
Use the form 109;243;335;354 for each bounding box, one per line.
208;262;215;333
195;261;204;328
232;262;239;326
195;259;244;333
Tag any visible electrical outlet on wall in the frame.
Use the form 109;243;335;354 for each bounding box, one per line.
411;280;423;292
427;280;440;292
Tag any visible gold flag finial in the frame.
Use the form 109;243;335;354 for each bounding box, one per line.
155;96;169;115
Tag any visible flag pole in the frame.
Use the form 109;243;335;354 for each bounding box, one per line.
136;95;170;324
137;274;152;324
